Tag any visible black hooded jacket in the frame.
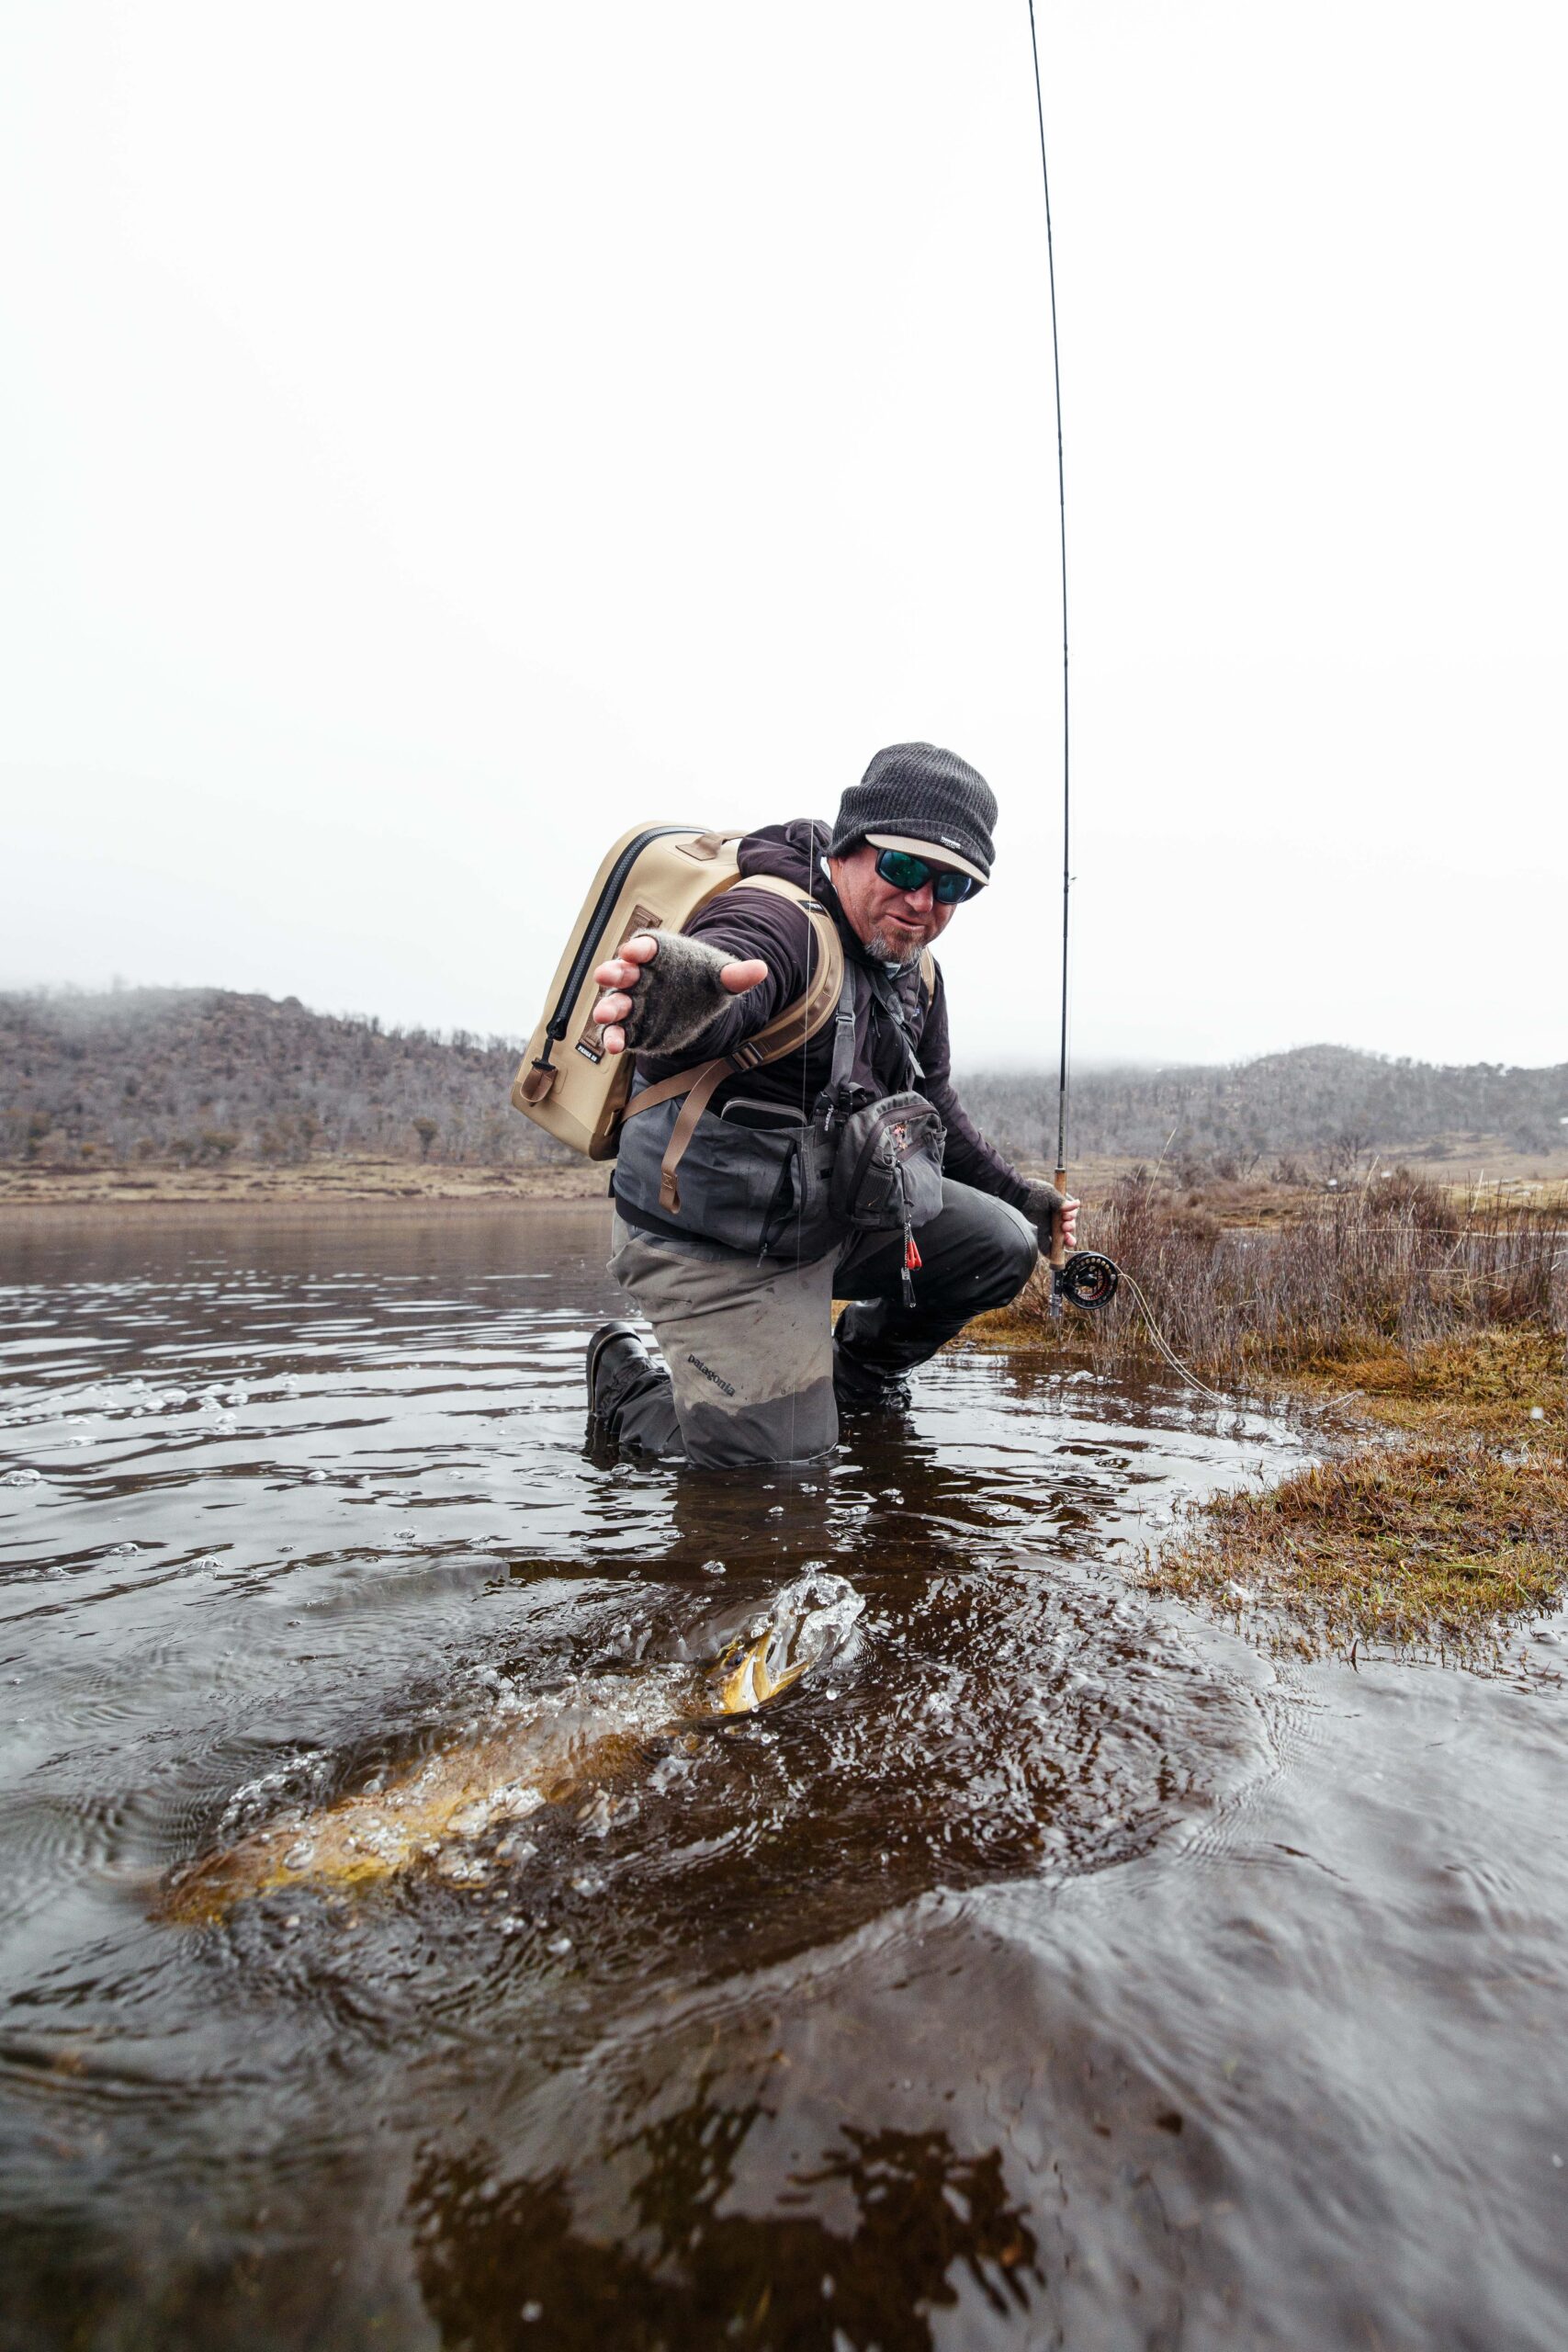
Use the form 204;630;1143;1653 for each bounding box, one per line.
620;818;1031;1214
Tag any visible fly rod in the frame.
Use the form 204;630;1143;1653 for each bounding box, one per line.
1026;0;1072;1250
1025;1;1119;1316
1020;13;1250;1405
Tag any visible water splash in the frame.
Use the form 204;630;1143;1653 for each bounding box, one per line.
161;1571;864;1925
716;1569;863;1710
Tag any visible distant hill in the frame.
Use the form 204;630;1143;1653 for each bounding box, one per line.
0;987;565;1170
3;989;1565;1174
964;1045;1568;1174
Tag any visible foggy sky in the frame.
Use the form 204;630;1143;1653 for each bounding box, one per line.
3;3;1563;1071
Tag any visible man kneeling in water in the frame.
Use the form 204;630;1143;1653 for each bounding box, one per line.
585;742;1078;1466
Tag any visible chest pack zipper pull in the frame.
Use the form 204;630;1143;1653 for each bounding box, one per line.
901;1220;922;1308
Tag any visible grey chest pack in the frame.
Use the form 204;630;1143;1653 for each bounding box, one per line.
615;916;946;1284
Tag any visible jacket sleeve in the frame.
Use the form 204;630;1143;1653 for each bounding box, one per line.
918;967;1034;1209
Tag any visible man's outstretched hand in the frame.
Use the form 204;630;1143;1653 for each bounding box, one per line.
591;933;769;1057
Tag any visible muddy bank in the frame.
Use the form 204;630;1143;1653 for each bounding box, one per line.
6;1154;1562;1223
0;1156;613;1217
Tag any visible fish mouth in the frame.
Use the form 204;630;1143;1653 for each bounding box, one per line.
715;1633;810;1713
710;1569;864;1717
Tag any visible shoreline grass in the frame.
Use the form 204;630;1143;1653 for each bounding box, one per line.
1142;1439;1568;1663
980;1170;1567;1660
980;1169;1564;1395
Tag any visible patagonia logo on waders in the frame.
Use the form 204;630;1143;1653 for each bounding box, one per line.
685;1351;737;1397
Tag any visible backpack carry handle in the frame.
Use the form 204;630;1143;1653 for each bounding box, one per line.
677;831;747;863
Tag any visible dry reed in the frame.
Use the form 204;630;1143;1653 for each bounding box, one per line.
993;1170;1566;1408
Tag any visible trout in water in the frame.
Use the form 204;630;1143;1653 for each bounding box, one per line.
163;1571;861;1924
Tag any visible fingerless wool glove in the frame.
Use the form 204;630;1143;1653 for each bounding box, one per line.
1019;1180;1067;1251
616;931;738;1057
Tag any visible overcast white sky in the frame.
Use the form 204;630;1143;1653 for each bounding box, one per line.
3;2;1563;1070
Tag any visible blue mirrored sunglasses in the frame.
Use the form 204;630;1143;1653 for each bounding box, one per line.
873;846;982;904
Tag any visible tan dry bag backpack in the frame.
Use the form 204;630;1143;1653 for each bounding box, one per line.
511;823;844;1162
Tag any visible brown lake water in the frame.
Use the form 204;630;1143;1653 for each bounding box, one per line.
2;1206;1565;2351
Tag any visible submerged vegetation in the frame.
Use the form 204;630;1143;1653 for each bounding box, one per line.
985;1170;1567;1659
1145;1441;1568;1660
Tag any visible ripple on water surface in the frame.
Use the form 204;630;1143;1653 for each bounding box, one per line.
3;1208;1565;2352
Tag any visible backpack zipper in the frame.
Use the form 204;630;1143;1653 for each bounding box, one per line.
525;825;708;1090
545;825;707;1043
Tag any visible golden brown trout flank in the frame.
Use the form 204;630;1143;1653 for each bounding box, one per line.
163;1572;861;1925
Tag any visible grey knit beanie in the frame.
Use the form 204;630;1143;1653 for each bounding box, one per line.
827;742;997;883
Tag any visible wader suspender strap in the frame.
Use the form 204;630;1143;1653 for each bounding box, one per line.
822;964;859;1125
825;951;934;1121
619;880;845;1215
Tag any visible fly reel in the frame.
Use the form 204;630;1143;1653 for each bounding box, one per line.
1053;1250;1120;1312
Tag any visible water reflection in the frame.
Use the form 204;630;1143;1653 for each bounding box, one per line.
4;1208;1566;2349
412;2103;1043;2351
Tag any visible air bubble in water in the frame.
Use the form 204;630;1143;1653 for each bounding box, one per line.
305;1469;327;1484
577;1790;615;1838
223;1388;249;1408
283;1842;316;1871
108;1542;141;1558
2;1469;41;1487
701;1559;726;1576
435;1850;489;1883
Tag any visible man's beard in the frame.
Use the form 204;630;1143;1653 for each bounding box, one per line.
866;926;926;968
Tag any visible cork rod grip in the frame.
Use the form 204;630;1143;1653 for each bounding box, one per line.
1049;1163;1068;1272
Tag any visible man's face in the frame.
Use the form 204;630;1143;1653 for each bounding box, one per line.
827;843;966;966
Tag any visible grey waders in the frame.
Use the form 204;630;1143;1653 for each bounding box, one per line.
593;1182;1037;1467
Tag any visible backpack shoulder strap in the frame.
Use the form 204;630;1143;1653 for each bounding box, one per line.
619;884;845;1215
919;947;937;999
725;880;845;1064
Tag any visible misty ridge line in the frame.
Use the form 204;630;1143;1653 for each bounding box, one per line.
3;987;1566;1176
